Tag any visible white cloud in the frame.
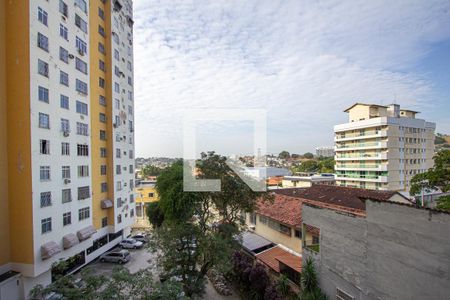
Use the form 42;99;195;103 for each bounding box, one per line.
133;0;450;157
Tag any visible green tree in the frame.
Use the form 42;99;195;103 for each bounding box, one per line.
318;158;334;173
300;257;328;300
303;152;314;159
298;160;320;173
410;150;450;210
146;201;165;229
151;153;272;297
142;165;163;177
279;151;291;159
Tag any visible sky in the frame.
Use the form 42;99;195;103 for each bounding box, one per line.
133;0;450;158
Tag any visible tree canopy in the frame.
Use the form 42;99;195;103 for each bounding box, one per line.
303;152;314;159
410;150;450;210
142;165;163;177
278;151;290;159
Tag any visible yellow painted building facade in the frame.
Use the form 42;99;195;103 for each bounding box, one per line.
134;180;159;228
0;0;136;297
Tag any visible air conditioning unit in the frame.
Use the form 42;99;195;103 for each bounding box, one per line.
80;115;84;120
64;179;71;184
63;131;70;137
68;54;75;59
78;48;85;56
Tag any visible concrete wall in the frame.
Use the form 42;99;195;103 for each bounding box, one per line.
302;200;450;300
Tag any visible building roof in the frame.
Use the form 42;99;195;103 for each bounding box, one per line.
240;231;276;254
343;103;388;113
256;246;302;273
256;194;302;226
273;185;408;212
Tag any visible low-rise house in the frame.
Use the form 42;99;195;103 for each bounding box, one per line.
301;191;450;299
282;173;335;188
134;180;159;229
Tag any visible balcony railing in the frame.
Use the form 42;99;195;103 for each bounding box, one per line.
336;164;385;169
335;130;386;140
336;141;381;149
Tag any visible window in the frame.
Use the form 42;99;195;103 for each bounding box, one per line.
128;76;133;86
40;166;50;181
79;207;90;221
62;166;70;179
76;122;89;136
61;142;70;155
100;130;106;140
77;165;89;177
75;14;87;33
129;165;133;173
99;113;106;123
295;229;302;239
41;218;52;234
77;144;89;156
101;217;108;227
114;83;120;93
98;25;105;37
116;165;121;175
99;95;106;106
61;118;70;132
40;192;52;207
99;59;105;71
38;59;49;77
60;71;69;86
259;215;268;225
312;236;320;244
249;213;256;225
148;192;154;198
39;113;50;129
117;197;122;208
100;165;107;175
98;42;105;54
128;91;133;101
60;94;69;109
99;77;105;88
59;24;68;40
130;194;134;203
116;181;122;191
101;182;107;192
62;189;72;203
127;61;132;71
114;49;119;61
63;212;71;226
59;47;69;63
39;139;50;154
38;86;49;103
113;33;119;45
76;37;87;54
336;288;354;300
76;101;88;115
100;147;107;157
78;186;90;200
116;148;121;158
75;0;87;13
59;0;68;17
37;33;49;51
114;99;120;110
76;57;88;74
117;214;122;224
76;79;88;94
114;66;120;77
98;7;104;19
38;7;48;25
128;105;133;115
130;209;134;218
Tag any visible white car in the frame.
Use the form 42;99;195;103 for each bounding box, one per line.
119;238;143;249
131;233;149;243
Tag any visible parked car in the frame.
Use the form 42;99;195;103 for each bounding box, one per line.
131;233;149;243
99;249;130;264
119;238;143;249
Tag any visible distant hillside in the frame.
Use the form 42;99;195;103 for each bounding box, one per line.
435;133;450;150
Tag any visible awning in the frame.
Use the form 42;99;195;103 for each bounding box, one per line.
77;225;97;241
62;233;79;249
41;241;62;260
101;199;113;209
256;246;302;273
240;231;275;254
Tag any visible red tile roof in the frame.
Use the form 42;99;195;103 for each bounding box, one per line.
274;184;407;211
256;246;302;273
256;195;302;226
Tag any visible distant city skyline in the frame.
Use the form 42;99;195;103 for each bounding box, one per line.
134;0;450;157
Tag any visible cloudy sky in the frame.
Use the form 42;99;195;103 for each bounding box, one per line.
133;0;450;158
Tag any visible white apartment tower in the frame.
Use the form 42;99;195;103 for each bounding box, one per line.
334;103;435;191
0;0;135;298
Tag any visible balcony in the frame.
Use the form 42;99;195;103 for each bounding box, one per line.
335;152;387;161
335;174;388;182
334;130;387;142
335;141;387;151
335;163;388;171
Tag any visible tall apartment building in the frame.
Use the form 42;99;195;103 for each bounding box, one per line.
315;146;334;158
0;0;135;297
334;103;435;191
